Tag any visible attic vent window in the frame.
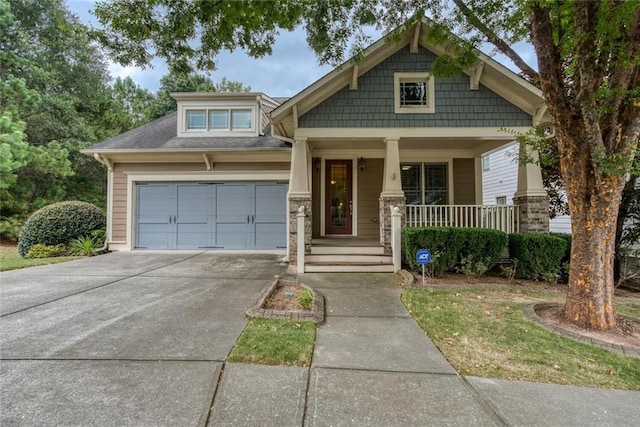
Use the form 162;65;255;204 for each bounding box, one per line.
394;72;435;114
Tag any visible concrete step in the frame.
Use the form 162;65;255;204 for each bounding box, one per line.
304;263;395;273
310;246;385;255
306;254;392;264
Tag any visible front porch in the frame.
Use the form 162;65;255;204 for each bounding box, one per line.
286;134;549;273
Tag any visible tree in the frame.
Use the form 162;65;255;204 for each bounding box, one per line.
94;0;639;331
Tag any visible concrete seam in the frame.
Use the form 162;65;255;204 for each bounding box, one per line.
0;252;205;318
309;365;458;376
203;361;226;427
459;376;509;426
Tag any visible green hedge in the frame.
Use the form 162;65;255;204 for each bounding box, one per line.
18;201;106;257
509;233;567;280
404;227;508;275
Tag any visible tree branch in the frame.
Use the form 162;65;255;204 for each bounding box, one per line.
451;0;539;85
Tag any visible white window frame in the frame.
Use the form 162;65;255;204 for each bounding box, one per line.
482;155;490;171
496;196;507;205
181;105;256;135
394;72;435;114
400;161;449;205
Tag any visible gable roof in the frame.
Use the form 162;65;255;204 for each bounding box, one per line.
271;19;548;140
82;111;289;154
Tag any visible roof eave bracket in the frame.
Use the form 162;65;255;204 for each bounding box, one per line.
350;65;359;90
470;62;484;90
202;153;213;171
93;153;113;171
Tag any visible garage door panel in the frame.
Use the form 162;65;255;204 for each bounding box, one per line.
254;223;286;249
254;183;287;222
137;224;173;249
215;185;250;220
215;224;249;249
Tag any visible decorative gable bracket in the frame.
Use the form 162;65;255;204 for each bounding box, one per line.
470;62;485;90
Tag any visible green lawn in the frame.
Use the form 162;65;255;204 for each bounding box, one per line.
403;288;640;390
0;245;80;271
227;318;317;367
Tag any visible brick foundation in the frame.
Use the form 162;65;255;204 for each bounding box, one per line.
513;195;549;233
379;196;406;254
288;196;312;263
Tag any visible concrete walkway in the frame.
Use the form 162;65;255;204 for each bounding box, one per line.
209;272;640;427
2;255;639;426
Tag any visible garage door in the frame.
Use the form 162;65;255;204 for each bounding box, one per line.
135;182;287;250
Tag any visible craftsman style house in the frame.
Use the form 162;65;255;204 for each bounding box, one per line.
84;20;551;272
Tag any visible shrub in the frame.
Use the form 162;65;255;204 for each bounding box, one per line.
67;236;100;256
508;233;567;280
25;243;66;259
550;232;572;282
404;227;508;275
297;289;313;309
18;201;106;257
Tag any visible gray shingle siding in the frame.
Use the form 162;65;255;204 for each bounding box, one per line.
298;46;532;128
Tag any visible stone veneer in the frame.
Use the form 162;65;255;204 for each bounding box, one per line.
513;195;549;233
288;196;312;263
379;196;406;254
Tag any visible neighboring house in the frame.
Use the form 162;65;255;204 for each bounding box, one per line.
83;19;551;272
481;144;572;234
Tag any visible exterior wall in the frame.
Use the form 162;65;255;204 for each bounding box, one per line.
482;144;571;233
109;161;291;248
453;158;476;205
357;158;384;238
112;170;128;242
299;46;532;128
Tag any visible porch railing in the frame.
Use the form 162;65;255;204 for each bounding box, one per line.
405;205;520;234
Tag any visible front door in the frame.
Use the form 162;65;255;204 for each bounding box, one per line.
325;160;353;234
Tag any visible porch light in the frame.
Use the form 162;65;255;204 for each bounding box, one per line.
313;158;321;171
358;157;366;172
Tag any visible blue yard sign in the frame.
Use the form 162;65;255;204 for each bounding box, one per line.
416;249;431;286
416;249;431;265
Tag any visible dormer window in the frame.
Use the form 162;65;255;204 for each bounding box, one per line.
394;72;435;114
185;108;254;131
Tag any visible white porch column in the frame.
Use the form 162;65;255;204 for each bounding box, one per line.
289;137;311;196
288;137;312;265
381;138;404;197
380;137;405;254
513;141;549;233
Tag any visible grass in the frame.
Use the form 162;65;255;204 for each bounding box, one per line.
618;303;640;319
227;318;317;367
0;245;80;272
402;288;640;390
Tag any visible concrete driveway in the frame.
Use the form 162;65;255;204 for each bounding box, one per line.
0;251;286;426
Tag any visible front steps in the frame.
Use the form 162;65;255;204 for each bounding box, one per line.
304;244;394;273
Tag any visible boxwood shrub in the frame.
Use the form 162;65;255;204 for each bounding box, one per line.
18;201;106;257
404;227;508;275
508;233;567;280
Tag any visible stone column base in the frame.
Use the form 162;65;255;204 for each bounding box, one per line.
513;195;549;233
379;196;406;254
288;196;312;263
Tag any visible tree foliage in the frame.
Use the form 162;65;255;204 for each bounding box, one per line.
0;0;250;241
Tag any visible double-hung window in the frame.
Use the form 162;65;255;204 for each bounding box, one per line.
400;163;448;205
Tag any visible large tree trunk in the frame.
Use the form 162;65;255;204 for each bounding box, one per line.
564;185;620;330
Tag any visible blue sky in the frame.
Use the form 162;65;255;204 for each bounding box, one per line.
68;1;536;97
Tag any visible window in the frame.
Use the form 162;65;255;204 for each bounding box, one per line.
186;110;206;130
186;108;253;131
401;162;448;205
231;110;252;129
394;72;435;114
496;196;507;205
209;110;229;129
482;155;490;171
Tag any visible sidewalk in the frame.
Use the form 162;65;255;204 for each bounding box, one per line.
208;273;640;426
